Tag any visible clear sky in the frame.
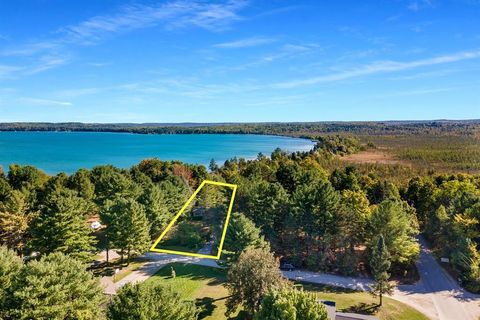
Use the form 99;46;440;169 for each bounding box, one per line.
0;0;479;123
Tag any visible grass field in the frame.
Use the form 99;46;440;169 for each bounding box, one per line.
144;263;428;320
357;134;480;173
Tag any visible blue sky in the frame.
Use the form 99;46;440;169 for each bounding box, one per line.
0;0;479;122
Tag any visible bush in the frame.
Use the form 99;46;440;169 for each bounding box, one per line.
255;287;328;320
108;282;198;320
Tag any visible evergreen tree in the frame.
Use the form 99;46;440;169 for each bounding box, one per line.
30;188;96;261
67;168;95;201
336;190;371;275
0;190;33;253
209;159;219;172
368;199;420;265
11;252;104;320
369;235;394;306
106;197;150;263
91;165;137;206
221;212;270;266
138;184;172;238
0;246;22;318
107;282;197;320
239;180;289;239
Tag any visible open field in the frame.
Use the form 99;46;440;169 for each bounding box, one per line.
144;263;428;320
342;148;407;166
356;134;480;173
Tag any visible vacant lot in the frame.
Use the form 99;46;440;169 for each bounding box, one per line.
145;263;428;320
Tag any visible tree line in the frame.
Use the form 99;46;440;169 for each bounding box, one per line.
0;134;479;318
1;120;479;138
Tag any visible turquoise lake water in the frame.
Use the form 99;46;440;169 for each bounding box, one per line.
0;132;315;174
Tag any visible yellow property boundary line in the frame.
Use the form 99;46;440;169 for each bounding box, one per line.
150;180;237;260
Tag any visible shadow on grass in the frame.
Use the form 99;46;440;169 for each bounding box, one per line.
90;257;148;277
196;297;216;319
152;262;227;283
296;281;359;294
342;302;380;315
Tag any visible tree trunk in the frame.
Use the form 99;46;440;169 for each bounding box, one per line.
127;247;131;266
379;292;383;306
106;246;109;263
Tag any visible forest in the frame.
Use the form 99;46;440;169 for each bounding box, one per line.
0;132;479;319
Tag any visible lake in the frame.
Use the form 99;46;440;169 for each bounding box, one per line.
0;132;315;174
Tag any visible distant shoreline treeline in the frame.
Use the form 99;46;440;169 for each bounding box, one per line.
0;120;479;138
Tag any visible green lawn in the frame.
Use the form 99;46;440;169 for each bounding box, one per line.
144;263;428;320
299;282;428;320
145;263;243;319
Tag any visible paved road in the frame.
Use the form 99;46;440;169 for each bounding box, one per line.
391;237;480;320
100;239;480;319
102;249;221;295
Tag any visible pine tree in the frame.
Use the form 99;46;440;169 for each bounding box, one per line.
369;199;420;265
369;235;394;306
30;188;96;261
107;197;150;264
11;252;104;320
221;212;270;266
138;184;172;238
209;159;219;172
0;190;33;253
0;246;22;318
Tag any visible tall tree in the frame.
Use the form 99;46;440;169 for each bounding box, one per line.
336;190;371;275
10;252;104;320
0;190;33;253
7;164;48;191
368;199;420;266
67;168;95;202
225;247;285;317
292;178;339;260
30;188;96;261
369;235;394;306
0;246;22;318
107;282;197;320
91;165;137;206
221;212;270;266
138;184;172;238
239;179;289;239
105;197;150;263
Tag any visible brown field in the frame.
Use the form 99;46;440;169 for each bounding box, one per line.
341;149;408;166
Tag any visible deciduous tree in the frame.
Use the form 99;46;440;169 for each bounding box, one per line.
226;247;285;317
255;287;328;320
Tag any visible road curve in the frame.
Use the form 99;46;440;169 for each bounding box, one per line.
391;237;480;320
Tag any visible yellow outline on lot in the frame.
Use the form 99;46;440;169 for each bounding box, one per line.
150;180;237;260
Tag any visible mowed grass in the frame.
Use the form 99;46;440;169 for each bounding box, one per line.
299;282;428;320
145;263;428;320
144;263;243;319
